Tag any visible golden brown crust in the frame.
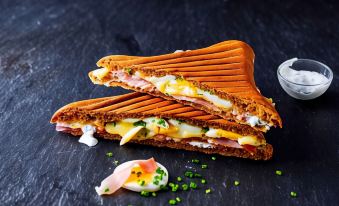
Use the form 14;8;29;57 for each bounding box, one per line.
51;92;265;139
61;128;273;160
92;40;282;128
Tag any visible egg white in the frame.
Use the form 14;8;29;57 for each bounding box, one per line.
114;161;168;192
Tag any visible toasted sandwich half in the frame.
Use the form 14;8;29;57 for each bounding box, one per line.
51;92;273;160
88;40;282;132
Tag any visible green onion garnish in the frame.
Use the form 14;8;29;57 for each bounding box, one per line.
211;156;216;160
157;118;167;128
234;181;240;186
140;191;149;197
113;160;119;165
189;182;197;189
205;189;211;194
191;159;200;164
201;179;206;184
175;197;181;202
275;170;283;176
169;199;177;205
201;164;207;169
152;192;157;197
133;120;146;127
182;184;189;191
201;127;209;133
106;152;113;157
290;191;297;197
184;171;194;178
194;173;202;178
138;180;145;186
177;176;182;182
104;188;109;192
125;68;132;75
160;185;169;191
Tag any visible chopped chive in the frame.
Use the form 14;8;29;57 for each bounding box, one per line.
106;152;113;157
172;184;179;192
175;197;181;202
201;164;208;169
182;184;189;191
125;68;132;75
104;188;109;192
157;118;167;128
113;160;119;165
138;180;145;186
194;173;202;178
140;191;149;197
192;159;200;164
189;182;197;189
169;199;177;205
201;127;209;133
205;189;211;194
184;171;194;178
133;120;146;127
290;191;297;197
152;192;157;197
201;179;206;184
169;182;174;187
112;122;116;127
234;181;240;186
211;156;216;160
177;176;182;182
153;180;159;185
275;170;283;176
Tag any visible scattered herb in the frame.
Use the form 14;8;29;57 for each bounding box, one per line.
175;197;181;202
112;122;116;127
192;159;200;164
140;191;149;197
153;180;159;185
138;180;145;186
205;189;211;194
169;199;177;205
175;76;184;81
104;188;109;192
113;160;119;166
194;173;202;178
152;192;157;197
201;164;208;169
184;171;194;178
157;118;167;128
211;156;216;160
234;181;240;186
189;182;197;189
106;152;113;157
290;191;297;197
182;184;189;191
177;119;185;124
125;68;132;75
201;179;206;184
133;120;146;127
201;127;209;133
275;170;283;176
177;176;182;182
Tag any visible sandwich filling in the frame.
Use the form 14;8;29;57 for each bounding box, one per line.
91;68;271;129
56;117;266;152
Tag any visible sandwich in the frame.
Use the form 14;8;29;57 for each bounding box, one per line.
51;92;273;160
88;40;282;132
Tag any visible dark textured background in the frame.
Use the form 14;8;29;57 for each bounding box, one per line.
0;0;338;205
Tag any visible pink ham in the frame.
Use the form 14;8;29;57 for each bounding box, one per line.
172;95;221;112
210;138;243;149
111;70;155;90
95;158;158;195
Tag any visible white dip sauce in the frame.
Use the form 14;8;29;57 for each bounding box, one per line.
79;125;98;147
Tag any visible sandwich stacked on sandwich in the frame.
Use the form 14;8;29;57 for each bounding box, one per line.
51;40;281;160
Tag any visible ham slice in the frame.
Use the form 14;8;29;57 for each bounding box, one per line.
95;158;157;195
209;138;243;149
172;95;221;112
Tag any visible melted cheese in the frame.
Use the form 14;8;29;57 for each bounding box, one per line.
103;118;263;146
139;74;232;109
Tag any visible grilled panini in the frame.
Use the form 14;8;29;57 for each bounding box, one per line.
51;92;273;160
89;40;282;132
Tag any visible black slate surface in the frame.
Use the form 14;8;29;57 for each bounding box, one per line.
0;0;338;205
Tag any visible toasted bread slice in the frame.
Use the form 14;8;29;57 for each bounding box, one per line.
89;40;282;132
51;92;273;160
